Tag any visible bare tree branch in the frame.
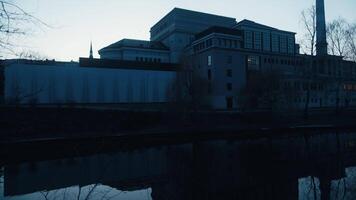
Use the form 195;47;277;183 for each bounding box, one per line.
0;0;50;57
300;5;317;56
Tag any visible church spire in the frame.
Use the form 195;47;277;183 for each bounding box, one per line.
89;41;93;59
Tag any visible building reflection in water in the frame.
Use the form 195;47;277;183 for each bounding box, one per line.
1;131;356;200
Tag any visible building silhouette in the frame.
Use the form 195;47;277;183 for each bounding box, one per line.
0;0;355;110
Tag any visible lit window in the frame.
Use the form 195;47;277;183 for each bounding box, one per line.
247;55;260;70
208;56;212;66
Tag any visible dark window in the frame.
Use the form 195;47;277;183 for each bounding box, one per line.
227;69;232;77
208;69;212;80
227;56;232;64
227;83;232;91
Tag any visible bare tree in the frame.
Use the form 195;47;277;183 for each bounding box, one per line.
300;5;317;56
17;50;49;60
169;53;209;111
327;18;351;58
237;70;293;112
0;0;49;56
346;23;356;62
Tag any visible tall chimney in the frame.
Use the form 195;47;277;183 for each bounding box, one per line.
316;0;328;56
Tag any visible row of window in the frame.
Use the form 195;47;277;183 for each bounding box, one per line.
294;98;356;103
244;30;295;54
135;57;162;63
264;57;303;66
194;38;241;52
282;81;324;91
343;84;356;91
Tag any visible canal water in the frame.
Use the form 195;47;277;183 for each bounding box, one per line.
1;131;356;200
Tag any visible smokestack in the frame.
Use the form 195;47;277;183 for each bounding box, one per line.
316;0;328;56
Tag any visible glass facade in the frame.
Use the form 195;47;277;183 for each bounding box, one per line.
271;34;279;52
244;31;253;49
254;32;262;50
263;32;270;51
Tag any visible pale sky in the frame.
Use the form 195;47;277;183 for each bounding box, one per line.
9;0;356;61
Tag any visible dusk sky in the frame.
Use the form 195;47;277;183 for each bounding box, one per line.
12;0;356;61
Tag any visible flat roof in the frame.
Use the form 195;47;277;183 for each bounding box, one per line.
79;58;179;71
99;39;169;52
151;7;236;32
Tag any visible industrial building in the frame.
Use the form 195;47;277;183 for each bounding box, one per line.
0;0;355;110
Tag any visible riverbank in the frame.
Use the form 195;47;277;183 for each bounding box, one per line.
1;106;356;143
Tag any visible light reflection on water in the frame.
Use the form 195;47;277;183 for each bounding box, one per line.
3;185;152;200
299;167;356;200
1;131;356;200
1;167;4;199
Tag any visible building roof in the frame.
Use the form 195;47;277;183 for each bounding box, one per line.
151;7;236;32
195;26;243;40
99;39;169;53
235;19;296;34
79;57;179;71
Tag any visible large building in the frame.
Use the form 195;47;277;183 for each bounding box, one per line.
1;1;355;110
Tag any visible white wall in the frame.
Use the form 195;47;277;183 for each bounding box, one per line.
5;62;176;104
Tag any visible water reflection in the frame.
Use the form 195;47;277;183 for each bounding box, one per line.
2;131;356;200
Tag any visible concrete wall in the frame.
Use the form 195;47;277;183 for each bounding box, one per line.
4;61;176;104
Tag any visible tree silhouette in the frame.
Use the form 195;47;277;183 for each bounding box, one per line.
300;5;317;56
0;1;49;56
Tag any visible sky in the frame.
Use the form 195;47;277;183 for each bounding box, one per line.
8;0;356;61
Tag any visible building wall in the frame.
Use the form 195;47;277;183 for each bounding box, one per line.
0;63;4;104
150;8;237;63
194;47;246;109
4;61;176;104
99;48;170;63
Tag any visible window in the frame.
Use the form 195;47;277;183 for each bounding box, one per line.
208;83;212;94
227;55;232;64
208;56;212;66
227;69;232;77
254;32;262;50
280;35;287;53
227;83;232;91
247;55;260;70
206;39;213;47
208;69;212;80
263;32;271;51
287;36;295;54
271;34;279;52
244;31;253;49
